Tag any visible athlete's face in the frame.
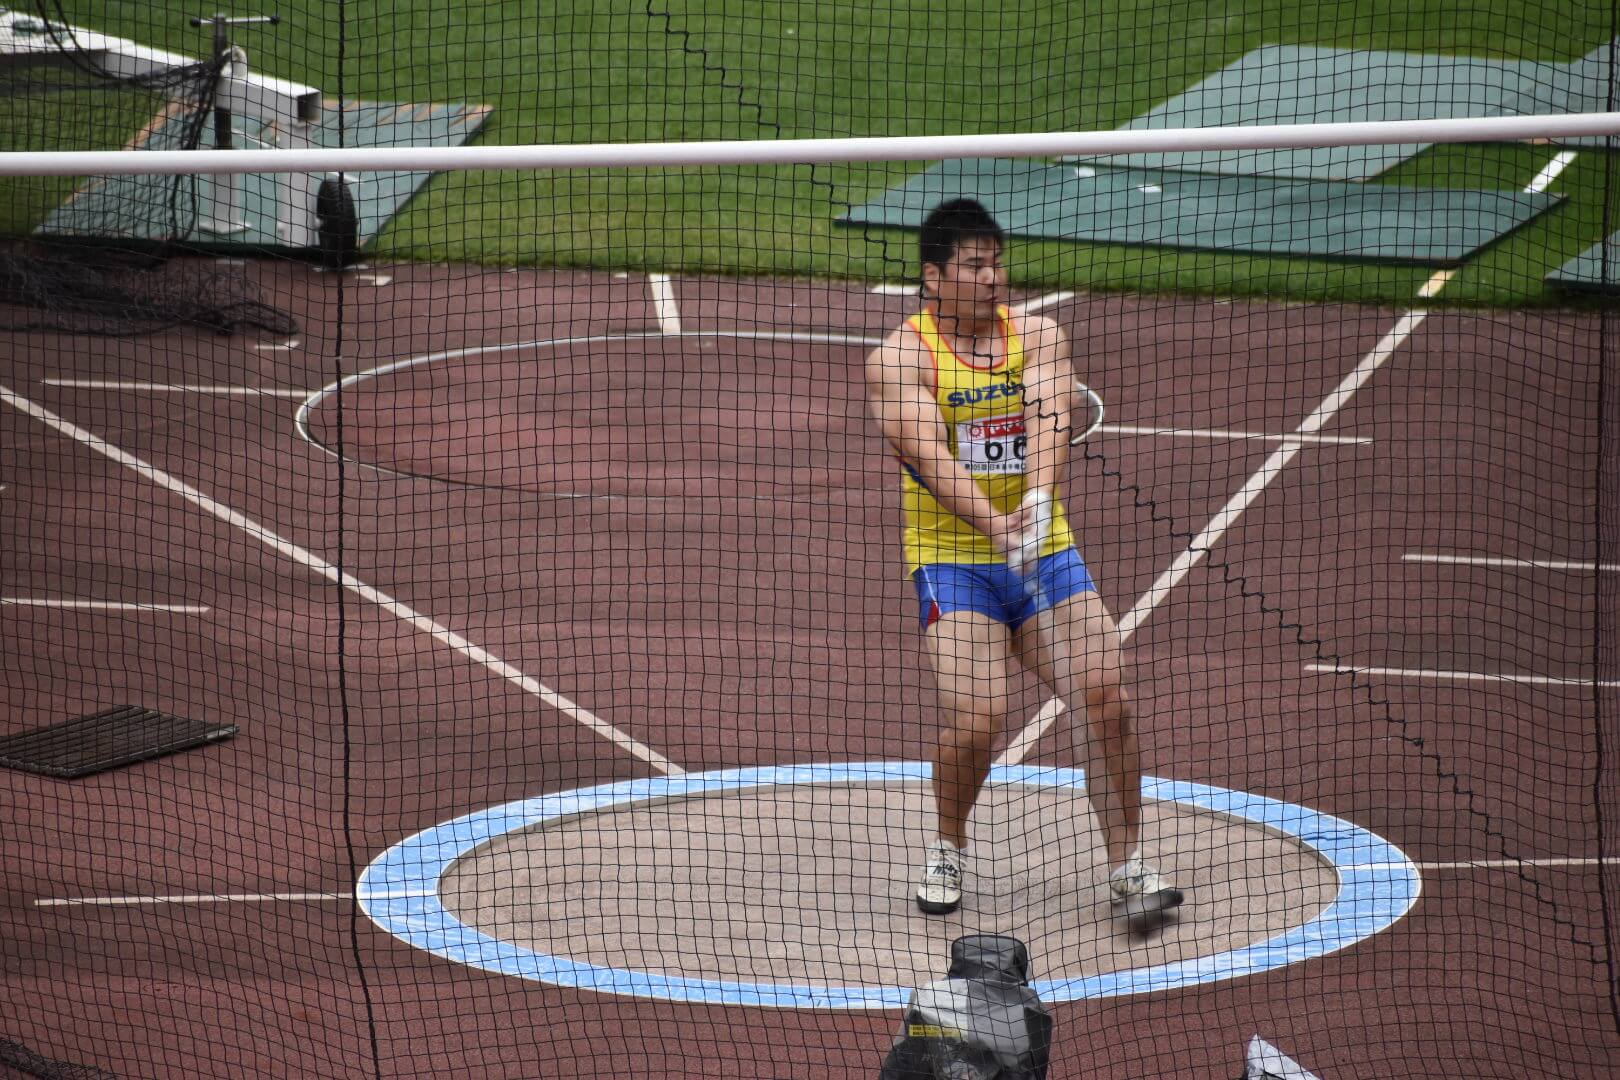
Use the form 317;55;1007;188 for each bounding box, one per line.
926;236;1006;323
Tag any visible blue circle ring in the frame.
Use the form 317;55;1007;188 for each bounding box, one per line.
357;762;1420;1009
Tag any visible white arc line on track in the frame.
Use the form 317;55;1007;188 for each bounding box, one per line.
1;598;208;612
0;380;683;778
649;273;682;334
997;311;1434;767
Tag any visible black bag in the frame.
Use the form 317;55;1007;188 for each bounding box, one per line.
879;935;1053;1080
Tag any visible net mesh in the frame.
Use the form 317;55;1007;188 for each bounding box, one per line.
0;3;297;335
2;3;1619;1079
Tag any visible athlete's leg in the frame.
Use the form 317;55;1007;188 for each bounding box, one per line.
1013;590;1140;870
925;609;1015;851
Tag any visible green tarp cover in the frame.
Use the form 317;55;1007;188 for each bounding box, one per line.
1084;43;1617;180
841;158;1562;265
1547;232;1620;292
39;99;492;248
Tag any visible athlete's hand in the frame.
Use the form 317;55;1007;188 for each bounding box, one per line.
1001;489;1053;573
988;511;1028;569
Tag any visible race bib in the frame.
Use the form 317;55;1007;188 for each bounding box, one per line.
956;414;1027;475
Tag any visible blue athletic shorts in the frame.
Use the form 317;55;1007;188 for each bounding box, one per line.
912;547;1098;631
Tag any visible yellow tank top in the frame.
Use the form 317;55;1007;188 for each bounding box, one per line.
900;306;1075;574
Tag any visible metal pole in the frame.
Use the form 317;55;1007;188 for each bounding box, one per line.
188;13;280;233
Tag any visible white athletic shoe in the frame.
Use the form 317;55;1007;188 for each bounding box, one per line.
1109;856;1184;917
915;841;966;914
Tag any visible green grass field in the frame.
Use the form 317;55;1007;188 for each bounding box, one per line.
7;0;1620;306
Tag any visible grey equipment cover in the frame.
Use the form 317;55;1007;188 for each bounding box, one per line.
878;935;1052;1080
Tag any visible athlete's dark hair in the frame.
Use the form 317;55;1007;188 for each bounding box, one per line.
918;198;1005;272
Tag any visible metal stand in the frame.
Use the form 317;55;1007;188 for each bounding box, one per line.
189;13;280;234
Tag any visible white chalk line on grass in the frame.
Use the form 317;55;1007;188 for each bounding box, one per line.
1526;150;1579;194
0;380;683;779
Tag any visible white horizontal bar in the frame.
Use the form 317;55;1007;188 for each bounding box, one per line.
1102;424;1369;445
869;283;917;295
1;598;208;612
44;379;312;398
1307;663;1620;688
1404;553;1620;572
4;113;1619;176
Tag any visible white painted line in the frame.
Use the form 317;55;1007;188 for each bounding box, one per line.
1116;441;1305;643
1526;150;1579;194
36;892;349;907
1346;857;1610;872
999;310;1429;766
1102;423;1370;446
1306;663;1620;688
869;283;917;295
35;887;439;907
649;273;682;334
252;338;302;352
1404;159;1564;303
1416;269;1455;299
45;853;1617;910
1403;552;1620;572
1;598;208;613
42;856;1614;909
43;380;313;398
1011;291;1074;314
0;380;684;778
1293;312;1428;434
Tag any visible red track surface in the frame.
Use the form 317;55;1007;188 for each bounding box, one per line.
2;262;1616;1078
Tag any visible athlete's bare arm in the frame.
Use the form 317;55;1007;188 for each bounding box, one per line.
865;328;1020;553
1013;314;1079;505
